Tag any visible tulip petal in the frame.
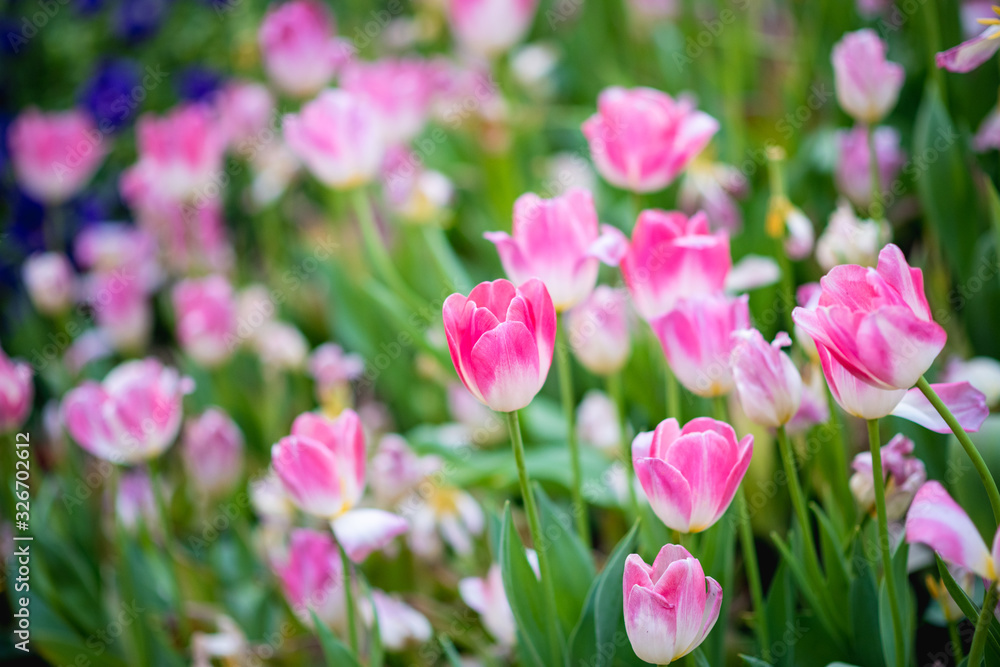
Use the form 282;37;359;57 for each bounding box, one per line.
634;457;693;532
692;577;723;654
625;584;678;664
890;382;988;434
272;436;345;517
657;558;707;653
623;553;655;601
905;481;994;579
936;25;1000;73
331;508;409;563
587;224;629;266
470;320;540;413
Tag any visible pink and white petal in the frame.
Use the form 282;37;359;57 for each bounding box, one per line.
515;278;556;380
657;558;706;651
856;307;947;390
623;554;655;601
935;25;1000;73
587;224;630;266
689;577;723;656
331;508;409;563
905;481;993;579
272;437;344;517
631;430;655;464
724;255;781;293
634;457;693;532
470;320;541;413
649;418;682;459
625;585;678;664
891;382;988;434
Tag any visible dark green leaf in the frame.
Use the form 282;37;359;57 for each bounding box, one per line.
534;483;595;634
498;503;550;667
310;610;361;667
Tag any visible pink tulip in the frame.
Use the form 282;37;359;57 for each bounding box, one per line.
283;90;384;189
61;358;193;464
74;223;162;292
576;390;622;456
172;275;238;367
258;0;350;97
582;87;718;193
459;564;517;646
815;201;890;272
22;252;75;315
816;345;988;432
942;356;1000;406
653;293;750;398
442;278;556;412
0;345;33;433
446;0;539;58
253;321;309;371
86;271;153;353
835;125;905;209
124;104;227;202
565;286;631;375
309;343;364;403
731;330;803;427
7;108;107;204
381;147;454;224
273;528;348;628
831;30;904;123
936;17;1000;73
623;544;722;663
633;418;753;533
369;434;429;508
213;80;275;147
905;481;998;581
850;434;926;520
678;160;748;234
181;408;245;497
115;468;160;534
792;244;947;391
341;58;435;145
613;210;730;321
974;107;1000;152
484;188;616;310
361;590;432;651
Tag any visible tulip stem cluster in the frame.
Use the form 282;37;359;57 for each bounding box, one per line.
556;321;590;546
969;580;999;667
338;540;359;655
916;376;1000;522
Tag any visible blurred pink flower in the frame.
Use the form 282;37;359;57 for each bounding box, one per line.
172;275;238;367
906;481;999;580
835;125;905;209
7;108;107;204
273;528;348;629
583;87;718;193
381;147;454;224
446;0;539;58
459;564;517;646
22;252;75;316
831;29;904;123
213;80;275;147
936;12;1000;73
86;271;153;353
566;286;631;376
974;107;1000;152
115;467;160;534
341;58;436;145
815;201;890;272
258;0;351;96
850;433;926;520
942;355;1000;406
731;330;803;428
678;160;748;234
361;590;432;651
309;343;364;401
0;345;33;433
182;408;245;497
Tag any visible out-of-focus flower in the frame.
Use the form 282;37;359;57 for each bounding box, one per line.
250;141;301;206
172;275;237;368
678;159;748;234
442;279;556;412
785;365;831;435
381;147;454;224
177;67;224;104
610;210;730;322
361;591;432;651
284;90;385;190
370;434;435;508
545;152;597;195
485;188;615;311
191;615;247;667
213;80;275;147
114;0;169;41
831;30;904;123
974;107;1000;152
64;330;114;375
341;58;435;145
446;384;506;445
626;0;679;22
459;564;517;646
623;544;722;663
407;484;485;558
793;282;822;362
115;467;159;533
22;252;75;315
7;108;108;204
445;0;539;58
731;330;803;428
258;0;350;97
906;481;999;580
273;528;347;629
936;8;1000;73
61;358;193;463
835;125;905;209
653;293;749;398
0;345;33;433
79;59;142;132
769;204;814;261
633;418;753;533
122;104;227;202
81;269;153;352
576;390;621;456
926;566;976;623
251;469;295;524
942;356;1000;406
253;321;309;371
182;408;245;497
566;286;631;376
582;87;718;193
792;244;946;391
309;343;364;411
74;222;162;291
510;43;560;98
856;0;892;17
964;1;997;37
815;201;891;271
850;434;926;520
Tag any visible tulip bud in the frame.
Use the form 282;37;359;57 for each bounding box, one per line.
815;201;890;272
258;0;349;97
576;390;622;456
0;345;33;433
731;330;803;427
273;528;348;629
566;286;631;375
835;125;905;210
831;29;904;123
446;0;539;58
361;590;432;651
172;275;237;368
182;408;245;497
22;252;75;316
459;564;517;646
850;434;926;521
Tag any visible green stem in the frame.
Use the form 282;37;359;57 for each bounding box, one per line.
736;487;770;660
916;376;1000;523
505;410;562;667
146;459;190;641
867;419;905;667
607;372;640;522
947;615;965;664
665;360;681;422
338;540;359;655
867;124;885;221
923;0;946;104
969;581;999;666
556;319;591;546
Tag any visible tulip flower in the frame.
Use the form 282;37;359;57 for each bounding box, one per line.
6;108;108;204
906;481;999;581
271;410;407;561
341;58;435;146
974;107;1000;152
815;201;890;272
459;564;517;646
792;244;947;391
181;408;245;497
84;271;153;353
253;321;309;371
942;356;1000;406
442;278;556;413
115;467;160;534
445;0;539;58
623;544;722;663
258;0;350;97
382;147;454;225
407;484;485;559
632;417;753;533
213;80;275;147
609;210;730;322
850;434;925;521
835;125;905;209
564;286;631;376
936;8;1000;73
273;528;348;629
283;90;384;190
172;275;238;368
731;330;803;428
309;343;364;409
369;434;433;508
678;159;749;234
61;358;193;464
74;222;162;292
831;29;904;124
0;345;33;433
652;293;750;398
485;189;615;311
361;590;432;651
576;390;622;456
22;252;75;316
582;87;718;193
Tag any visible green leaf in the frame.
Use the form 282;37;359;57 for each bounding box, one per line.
936;555;1000;658
438;635;464;667
764;562;795;667
741;656;775;666
534;483;595;634
877;542;915;667
811;503;851;616
309;610;361;667
498;503;550;667
848;552;883;667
